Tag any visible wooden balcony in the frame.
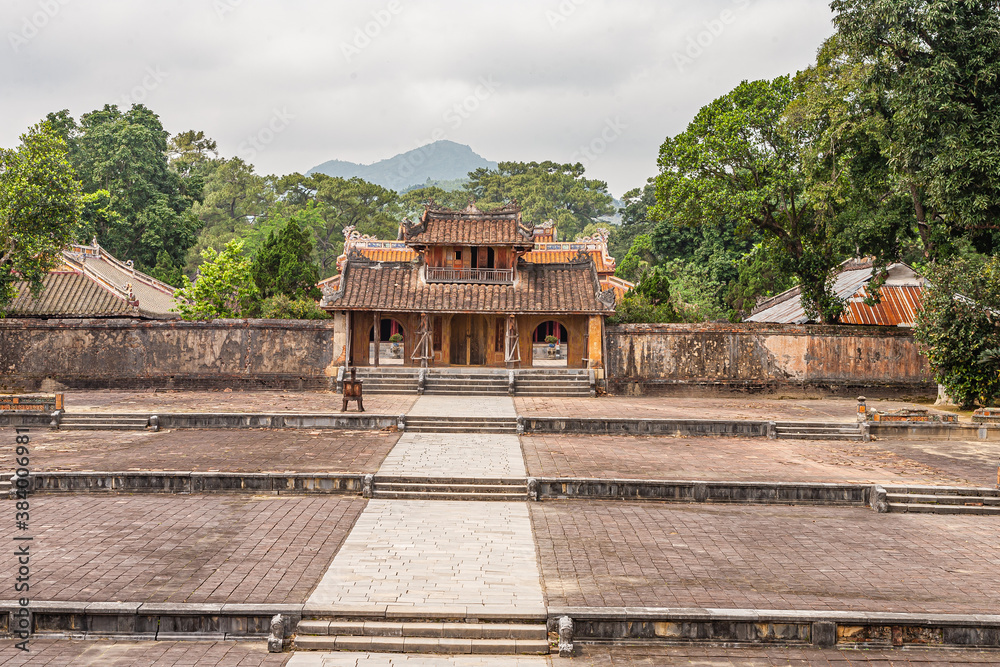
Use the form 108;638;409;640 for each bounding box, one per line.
425;266;514;284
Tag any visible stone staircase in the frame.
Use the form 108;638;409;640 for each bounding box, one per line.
372;477;529;501
405;416;518;434
884;485;1000;515
293;617;550;654
348;368;594;396
514;369;592;397
57;414;150;431
774;421;864;441
424;373;508;396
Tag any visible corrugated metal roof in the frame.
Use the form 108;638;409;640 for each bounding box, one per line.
746;262;924;326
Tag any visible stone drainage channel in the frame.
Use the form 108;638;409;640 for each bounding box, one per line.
6;396;1000;662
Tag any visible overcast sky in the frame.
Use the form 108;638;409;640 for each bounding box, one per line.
2;0;835;197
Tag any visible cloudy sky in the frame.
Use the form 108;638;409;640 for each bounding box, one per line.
3;0;835;197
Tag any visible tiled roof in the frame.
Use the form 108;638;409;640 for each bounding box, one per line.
524;249;615;273
747;261;924;326
323;257;615;314
5;244;179;319
402;202;534;246
8;272;134;317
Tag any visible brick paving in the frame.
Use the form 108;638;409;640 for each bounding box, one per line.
17;428;398;473
522;435;973;486
0;496;364;603
0;639;289;666
565;645;1000;666
871;438;1000;488
289;654;547;666
514;397;949;422
65;390;417;415
532;502;1000;614
410;395;518;417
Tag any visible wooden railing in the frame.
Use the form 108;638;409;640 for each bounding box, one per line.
426;267;514;284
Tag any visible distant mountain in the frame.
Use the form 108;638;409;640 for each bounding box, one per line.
306;140;497;193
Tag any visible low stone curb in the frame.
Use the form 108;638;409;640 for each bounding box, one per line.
548;606;1000;651
0;600;304;640
534;478;870;505
24;471;364;495
521;417;770;437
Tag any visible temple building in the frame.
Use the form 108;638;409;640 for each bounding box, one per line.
319;201;627;370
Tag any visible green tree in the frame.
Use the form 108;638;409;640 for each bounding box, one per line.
0;122;85;314
258;294;329;320
651;76;853;322
610;181;656;261
174;239;258;320
50;105;200;271
252;214;321;301
607;267;682;325
832;0;1000;258
399;186;470;219
915;255;1000;408
465;161;614;240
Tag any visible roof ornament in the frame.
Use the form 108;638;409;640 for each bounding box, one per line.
577;228;610;245
569;249;594;265
462;197;481;214
597;288;617;309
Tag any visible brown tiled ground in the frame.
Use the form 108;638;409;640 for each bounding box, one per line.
522;435;974;486
66;390;417;415
0;496;364;603
20;429;398;473
0;640;288;666
562;645;1000;666
532;502;1000;614
870;438;1000;488
515;396;950;422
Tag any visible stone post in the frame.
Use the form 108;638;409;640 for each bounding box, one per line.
857;396;867;423
558;616;574;657
267;614;285;653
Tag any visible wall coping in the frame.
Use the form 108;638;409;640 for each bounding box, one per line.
606;322;916;338
0;318;337;331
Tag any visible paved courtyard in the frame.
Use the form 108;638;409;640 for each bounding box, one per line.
532;501;1000;613
0;495;364;603
3;393;998;664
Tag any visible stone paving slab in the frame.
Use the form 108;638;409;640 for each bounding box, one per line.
64;390;417;415
0;496;364;604
869;438;1000;488
410;396;517;418
287;654;548;666
0;639;289;666
531;502;1000;614
378;433;526;478
567;645;1000;665
13;428;398;474
514;397;950;422
308;500;544;614
522;434;974;486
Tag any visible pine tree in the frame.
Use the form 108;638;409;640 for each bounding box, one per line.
252;215;321;300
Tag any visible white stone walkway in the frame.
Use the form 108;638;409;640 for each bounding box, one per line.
307;499;544;614
408;395;517;418
287;653;551;666
377;433;526;478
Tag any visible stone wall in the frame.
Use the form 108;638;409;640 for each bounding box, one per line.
0;318;345;391
605;323;935;397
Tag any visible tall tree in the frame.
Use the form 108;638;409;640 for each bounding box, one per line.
174;239;258;320
0;122;85;314
51;104;200;270
252;214;321;301
832;0;1000;258
465;161;615;241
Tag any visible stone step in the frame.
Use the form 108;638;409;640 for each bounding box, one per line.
883;485;1000;497
886;493;1000;506
372;490;528;501
405;427;518;434
293;634;549;654
299;620;546;640
377;476;525;484
377;483;527;493
887;502;1000;515
776;433;863;441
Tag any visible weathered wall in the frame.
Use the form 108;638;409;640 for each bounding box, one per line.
0;318;344;391
606;323;935;398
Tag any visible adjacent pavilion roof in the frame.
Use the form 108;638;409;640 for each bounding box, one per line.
6;242;179;319
401;201;535;247
322;252;616;315
747;259;925;326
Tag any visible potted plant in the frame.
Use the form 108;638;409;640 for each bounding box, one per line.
389;332;403;358
544;335;558;348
